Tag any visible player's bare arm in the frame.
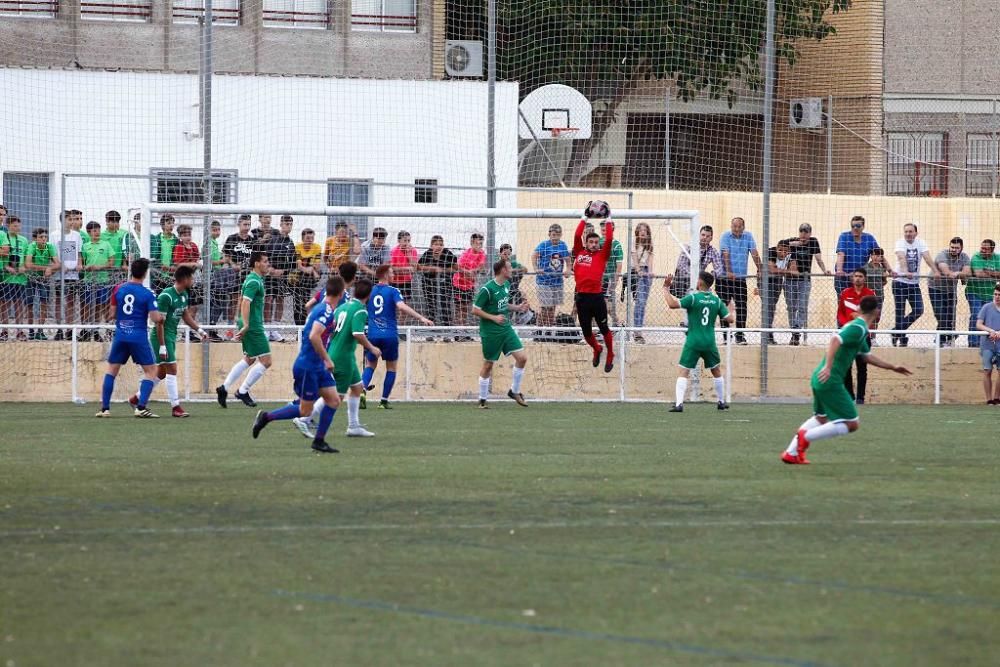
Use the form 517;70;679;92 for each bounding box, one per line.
661;274;682;309
234;296;252;340
397;301;433;326
181;310;208;341
817;335;841;383
862;353;912;376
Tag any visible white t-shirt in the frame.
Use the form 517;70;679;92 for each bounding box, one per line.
894;237;928;285
60;230;82;280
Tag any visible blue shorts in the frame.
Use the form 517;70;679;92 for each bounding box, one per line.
108;337;156;366
366;335;399;363
85;284;112;305
293;361;335;402
30;283;50;303
981;346;1000;371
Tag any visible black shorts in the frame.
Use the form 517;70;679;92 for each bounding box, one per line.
574;292;609;332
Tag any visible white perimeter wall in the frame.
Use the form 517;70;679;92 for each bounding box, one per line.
0;69;520;248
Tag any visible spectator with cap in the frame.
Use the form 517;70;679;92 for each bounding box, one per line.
782;222;831;345
835;215;879;296
719;217;761;345
359;226;391;279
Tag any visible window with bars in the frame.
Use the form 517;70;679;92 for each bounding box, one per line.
351;0;416;32
414;178;438;204
0;0;57;17
263;0;329;28
2;172;50;235
81;0;151;21
150;170;238;204
173;0;240;25
965;133;999;197
886;132;949;196
328;179;371;238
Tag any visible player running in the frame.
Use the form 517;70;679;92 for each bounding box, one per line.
360;264;433;409
663;271;734;412
216;251;271;408
782;295;912;464
573;200;616;373
472;258;530;408
251;276;346;453
95;258;165;418
127;265;208;417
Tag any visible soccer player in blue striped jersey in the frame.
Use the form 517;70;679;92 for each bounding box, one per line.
360;264;433;409
95;258;165;418
305;260;356;311
251;275;345;453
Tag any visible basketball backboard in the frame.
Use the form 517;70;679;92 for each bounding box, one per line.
518;84;592;140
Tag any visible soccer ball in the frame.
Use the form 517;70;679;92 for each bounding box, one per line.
584;200;611;219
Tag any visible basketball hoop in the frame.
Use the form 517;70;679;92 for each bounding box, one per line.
549;127;580;140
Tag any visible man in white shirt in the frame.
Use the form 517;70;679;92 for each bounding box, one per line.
56;209;84;341
891;223;936;347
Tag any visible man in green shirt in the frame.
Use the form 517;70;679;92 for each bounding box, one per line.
472;259;531;408
151;214;176;292
0;216;31;341
81;221;114;341
663;271;735;412
101;210;128;285
128;265;208;418
967;239;1000;348
25;226;60;340
217;251;271;408
782;295;912;465
599;219;625;326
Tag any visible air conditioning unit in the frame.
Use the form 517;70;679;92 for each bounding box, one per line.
445;40;483;78
789;97;824;129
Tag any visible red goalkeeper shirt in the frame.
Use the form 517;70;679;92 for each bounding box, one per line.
837;286;875;327
572;219;613;294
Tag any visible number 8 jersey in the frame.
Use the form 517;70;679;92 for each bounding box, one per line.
111;282;159;342
679;290;729;350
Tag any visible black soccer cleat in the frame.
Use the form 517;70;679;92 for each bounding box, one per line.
311;439;339;454
592;345;603;368
478;399;489;409
251;410;268;439
604;356;615;374
669;404;684;413
234;390;257;407
216;385;228;408
366;383;376;392
717;401;730;411
507;390;527;407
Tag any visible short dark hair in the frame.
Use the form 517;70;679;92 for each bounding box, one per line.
130;258;150;280
280;215;293;224
470;232;484;242
853;267;868;277
851;215;865;225
799;223;812;233
160;214;175;225
373;227;388;239
177;224;192;236
398;230;410;240
325;275;345;299
238;214;252;223
353;278;374;301
904;223;918;233
499;243;513;254
338;260;358;284
859;295;880;314
700;225;713;234
85;221;101;232
174;265;195;282
950;237;963;247
302;228;314;237
210;219;222;228
777;239;791;249
105;210;121;223
994;282;1000;294
249;251;267;268
493;258;508;275
335;221;348;230
585;232;600;242
870;247;884;257
699;270;715;289
7;216;20;226
430;235;444;245
984;239;997;250
548;224;562;234
375;264;392;280
32;227;47;238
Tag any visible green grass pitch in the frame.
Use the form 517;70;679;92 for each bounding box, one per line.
2;401;998;666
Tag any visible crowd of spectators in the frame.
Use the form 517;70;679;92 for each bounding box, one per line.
1;205;1000;352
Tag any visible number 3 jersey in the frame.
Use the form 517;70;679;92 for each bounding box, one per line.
111;282;159;342
679;291;729;350
367;283;403;339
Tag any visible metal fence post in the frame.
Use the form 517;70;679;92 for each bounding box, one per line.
934;332;941;405
760;0;777;397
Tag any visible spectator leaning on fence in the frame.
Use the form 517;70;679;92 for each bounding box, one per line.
252;214;273;244
417;235;458;335
975;284;1000;404
629;222;654;344
81;220;114;340
101;210;127;286
890;223;935;347
172;224;202;318
782;222;830;345
599;219;624;327
25;226;59;339
864;247;890;323
968;239;1000;348
718;217;761;345
223;215;256;324
762;239;798;345
390;231;419;323
929;237;971;348
56;209;83;340
835;215;879;295
532;224;571;328
323;221;361;272
359;227;391;279
453;232;488;337
0;216;30;341
292;227;322;327
205;220;233;338
672;225;721;296
264;215;297;340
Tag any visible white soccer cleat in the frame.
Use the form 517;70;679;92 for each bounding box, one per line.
292;416;316;439
345;426;375;437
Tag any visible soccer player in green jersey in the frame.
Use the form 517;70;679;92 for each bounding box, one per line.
472;258;530;408
309;278;382;437
782;295;912;465
217;251;272;408
128;266;207;418
663;271;735;412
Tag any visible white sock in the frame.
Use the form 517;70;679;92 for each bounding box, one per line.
786;416;823;455
238;362;267;394
511;366;525;394
805;421;850;443
478;376;490;400
165;374;179;407
675;377;688;407
347;395;361;428
310;398;325;422
713;377;725;403
223;359;250;389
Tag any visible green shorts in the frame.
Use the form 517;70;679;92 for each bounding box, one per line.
240;329;271;359
481;328;524;362
149;331;177;365
678;343;721;370
810;377;859;423
333;360;362;394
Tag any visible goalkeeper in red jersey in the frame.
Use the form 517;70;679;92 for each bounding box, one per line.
573;200;616;372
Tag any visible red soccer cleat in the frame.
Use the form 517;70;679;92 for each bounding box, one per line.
781;451;810;465
171;405;190;418
128;394;139;408
796;428;811;460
